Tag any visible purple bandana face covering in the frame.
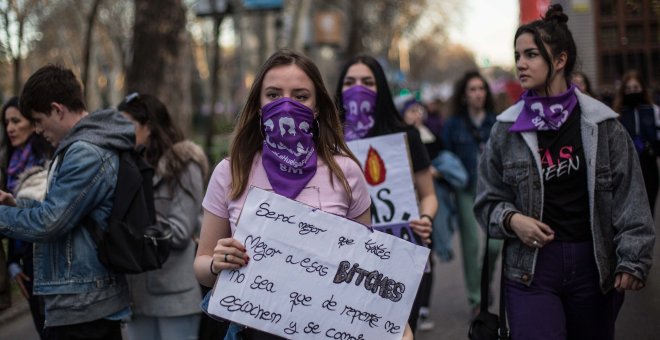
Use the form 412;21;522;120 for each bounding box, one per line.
261;97;317;199
509;84;578;132
342;85;377;141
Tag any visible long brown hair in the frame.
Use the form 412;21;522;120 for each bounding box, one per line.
117;93;184;168
613;70;653;113
229;49;360;200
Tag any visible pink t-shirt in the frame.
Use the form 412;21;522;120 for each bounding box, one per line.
203;154;371;232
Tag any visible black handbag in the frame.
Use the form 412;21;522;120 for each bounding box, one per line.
468;229;509;340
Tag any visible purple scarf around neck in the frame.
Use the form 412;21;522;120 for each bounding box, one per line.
509;84;578;132
6;138;40;194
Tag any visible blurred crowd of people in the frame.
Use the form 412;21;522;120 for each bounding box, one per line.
0;3;657;340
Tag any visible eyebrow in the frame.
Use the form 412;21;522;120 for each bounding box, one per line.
263;86;312;92
344;76;374;81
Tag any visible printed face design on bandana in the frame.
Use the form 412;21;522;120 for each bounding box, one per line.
342;85;376;141
261;97;318;199
263;116;313;158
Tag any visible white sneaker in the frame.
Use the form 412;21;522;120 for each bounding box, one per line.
417;314;435;331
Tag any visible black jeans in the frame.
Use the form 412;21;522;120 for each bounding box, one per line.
45;319;122;340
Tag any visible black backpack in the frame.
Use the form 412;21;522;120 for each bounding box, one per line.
81;147;173;273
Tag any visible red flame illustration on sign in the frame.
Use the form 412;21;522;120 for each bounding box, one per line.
364;146;386;185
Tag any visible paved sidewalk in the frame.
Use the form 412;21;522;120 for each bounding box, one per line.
0;288;30;327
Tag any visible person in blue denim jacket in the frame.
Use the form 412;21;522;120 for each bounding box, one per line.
443;70;499;316
0;65;134;339
474;5;655;339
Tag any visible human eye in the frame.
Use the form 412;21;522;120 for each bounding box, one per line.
265;91;280;99
514;53;520;61
363;78;375;87
343;78;355;87
527;51;538;58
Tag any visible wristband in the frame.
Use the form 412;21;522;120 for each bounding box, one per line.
210;259;220;276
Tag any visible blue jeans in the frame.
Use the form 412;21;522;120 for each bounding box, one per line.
125;314;200;340
505;240;624;340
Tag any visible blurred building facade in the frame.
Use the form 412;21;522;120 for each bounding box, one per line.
520;0;659;93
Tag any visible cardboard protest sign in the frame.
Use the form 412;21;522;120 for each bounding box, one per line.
208;187;430;339
346;133;418;227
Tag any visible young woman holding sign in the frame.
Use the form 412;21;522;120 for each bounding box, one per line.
335;55;437;333
334;55;437;248
194;50;413;339
474;5;655;339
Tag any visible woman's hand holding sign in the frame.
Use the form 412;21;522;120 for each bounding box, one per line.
409;216;432;245
195;209;250;287
211;237;250;274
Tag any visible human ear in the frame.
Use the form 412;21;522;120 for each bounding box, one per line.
50;102;64;118
553;52;568;73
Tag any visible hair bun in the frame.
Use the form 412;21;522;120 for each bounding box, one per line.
544;4;569;24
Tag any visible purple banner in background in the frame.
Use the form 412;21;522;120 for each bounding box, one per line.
374;222;424;246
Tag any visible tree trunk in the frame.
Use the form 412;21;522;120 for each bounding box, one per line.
12;16;24;95
82;0;103;103
344;0;364;60
204;15;223;156
127;0;191;133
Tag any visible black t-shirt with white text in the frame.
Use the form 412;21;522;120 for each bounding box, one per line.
537;106;591;241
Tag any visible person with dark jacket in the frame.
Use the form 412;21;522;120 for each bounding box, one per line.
613;70;660;215
0;65;133;339
443;71;499;316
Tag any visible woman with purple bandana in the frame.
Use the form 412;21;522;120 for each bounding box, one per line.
474;5;655;339
194;50;414;339
335;55;438;333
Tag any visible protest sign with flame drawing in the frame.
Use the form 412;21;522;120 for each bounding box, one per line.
207;187;430;339
346;133;423;245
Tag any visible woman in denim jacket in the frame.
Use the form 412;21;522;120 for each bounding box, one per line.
474;5;655;339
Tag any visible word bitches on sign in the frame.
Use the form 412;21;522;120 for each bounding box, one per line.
208;187;429;339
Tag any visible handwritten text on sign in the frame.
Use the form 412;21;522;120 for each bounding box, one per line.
346;133;418;226
208;187;430;339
